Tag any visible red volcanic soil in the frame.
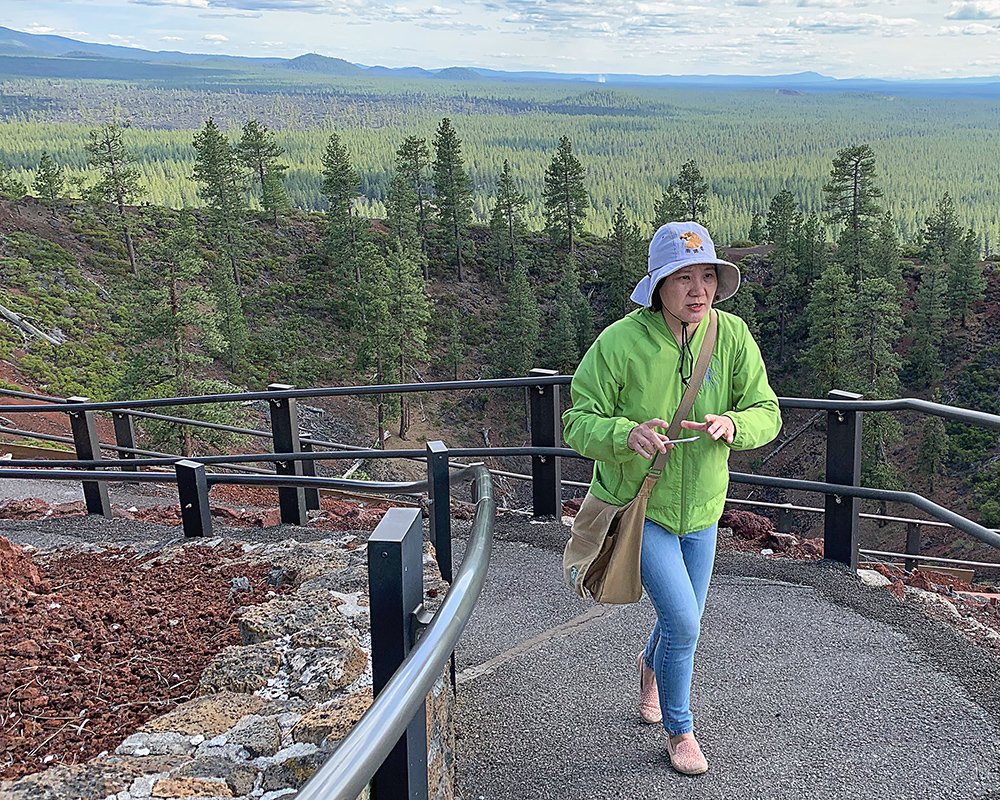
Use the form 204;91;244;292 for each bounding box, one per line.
0;536;288;781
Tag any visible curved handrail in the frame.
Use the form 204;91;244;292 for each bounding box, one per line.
730;472;1000;551
295;464;496;800
777;396;1000;431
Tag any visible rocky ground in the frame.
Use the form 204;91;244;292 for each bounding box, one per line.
0;535;293;781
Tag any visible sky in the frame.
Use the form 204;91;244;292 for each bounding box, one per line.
4;0;1000;79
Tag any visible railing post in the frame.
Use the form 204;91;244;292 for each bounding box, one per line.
528;368;562;519
905;522;921;573
67;396;111;516
777;504;793;534
300;432;321;512
426;441;451;583
112;410;138;473
176;459;212;538
368;508;428;800
268;383;306;526
824;389;863;569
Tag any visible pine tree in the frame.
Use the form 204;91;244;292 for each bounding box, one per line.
432;118;473;280
385;245;429;438
847;276;903;488
795;213;827;286
905;262;947;389
804;263;852;394
766;190;802;360
0;158;26;200
85;121;145;275
320;132;361;254
947;228;986;328
117;214;232;455
212;252;248;371
651;184;686;228
386;170;420;248
546;259;592;370
604;203;644;322
33;151;63;212
237;119;289;227
921;194;961;266
869;212;903;291
675;160;708;222
541;135;589;253
395;136;431;257
355;242;399;447
192;117;247;290
748;212;765;245
823;144;883;282
493;260;540;378
488;160;528;284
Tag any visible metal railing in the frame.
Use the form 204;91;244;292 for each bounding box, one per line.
2;376;1000;570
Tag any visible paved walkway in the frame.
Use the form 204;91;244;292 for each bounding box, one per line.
453;517;1000;800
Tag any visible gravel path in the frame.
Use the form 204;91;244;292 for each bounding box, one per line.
452;517;1000;800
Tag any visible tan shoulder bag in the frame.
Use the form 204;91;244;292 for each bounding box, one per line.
563;310;718;604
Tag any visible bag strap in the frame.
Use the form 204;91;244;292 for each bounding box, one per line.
648;309;718;478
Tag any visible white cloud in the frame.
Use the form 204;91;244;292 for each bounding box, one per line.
797;0;856;7
160;35;185;40
25;24;55;34
947;1;1000;18
939;22;999;32
427;5;461;14
790;11;918;33
132;0;211;7
204;33;229;40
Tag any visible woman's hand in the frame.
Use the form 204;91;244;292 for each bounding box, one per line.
627;419;675;459
681;414;735;444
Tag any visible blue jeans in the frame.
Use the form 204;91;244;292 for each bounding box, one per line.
640;518;718;736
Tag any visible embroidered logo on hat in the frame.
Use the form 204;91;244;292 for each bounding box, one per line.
680;231;704;252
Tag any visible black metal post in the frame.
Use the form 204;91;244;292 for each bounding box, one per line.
777;504;792;534
824;389;863;569
368;508;428;800
300;432;321;511
426;441;451;583
268;383;306;526
112;411;138;473
66;396;111;516
529;368;562;519
905;521;921;573
176;459;212;538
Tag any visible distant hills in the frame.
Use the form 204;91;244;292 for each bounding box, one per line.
0;24;999;98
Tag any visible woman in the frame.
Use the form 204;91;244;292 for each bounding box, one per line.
562;221;781;776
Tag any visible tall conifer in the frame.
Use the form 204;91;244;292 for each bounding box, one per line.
33;151;63;213
488;160;528;284
432;118;473;280
86;121;145;274
541;136;589;253
604;203;644;322
237;119;289;227
192;118;247;289
823;144;882;282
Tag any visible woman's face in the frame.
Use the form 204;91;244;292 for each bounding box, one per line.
657;264;718;325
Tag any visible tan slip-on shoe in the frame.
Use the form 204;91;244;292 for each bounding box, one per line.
637;652;662;724
666;734;708;775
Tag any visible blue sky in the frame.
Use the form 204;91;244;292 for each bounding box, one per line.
4;0;1000;78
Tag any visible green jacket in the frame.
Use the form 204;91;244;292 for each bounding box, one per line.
562;307;781;536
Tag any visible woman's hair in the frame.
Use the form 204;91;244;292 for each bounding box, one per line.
650;265;719;312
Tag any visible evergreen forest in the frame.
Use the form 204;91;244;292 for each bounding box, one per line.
0;71;999;561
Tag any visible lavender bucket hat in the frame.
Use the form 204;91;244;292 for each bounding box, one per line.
630;221;741;307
